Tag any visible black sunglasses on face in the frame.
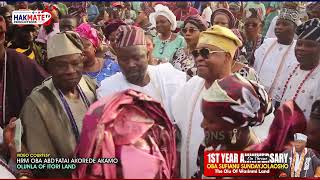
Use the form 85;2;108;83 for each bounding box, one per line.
191;48;225;59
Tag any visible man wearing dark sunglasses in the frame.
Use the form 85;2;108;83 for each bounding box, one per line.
172;25;242;178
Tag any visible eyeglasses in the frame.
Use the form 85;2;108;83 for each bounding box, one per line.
191;48;225;59
181;27;199;34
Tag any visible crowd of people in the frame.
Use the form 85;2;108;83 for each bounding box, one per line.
0;1;319;178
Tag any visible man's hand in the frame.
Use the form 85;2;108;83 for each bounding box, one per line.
315;166;320;177
3;117;17;161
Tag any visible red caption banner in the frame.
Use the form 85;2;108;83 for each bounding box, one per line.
203;151;289;177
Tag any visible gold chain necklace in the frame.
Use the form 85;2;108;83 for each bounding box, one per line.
290;148;306;177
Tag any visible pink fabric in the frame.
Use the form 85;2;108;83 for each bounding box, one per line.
121;145;161;178
72;90;176;179
113;106;154;145
75;23;100;48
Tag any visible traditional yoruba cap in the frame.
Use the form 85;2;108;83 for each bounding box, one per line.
112;2;124;8
202;74;272;129
294;133;307;142
198;25;242;59
149;4;177;31
75;23;100;48
278;8;300;26
184;15;208;31
211;8;236;28
47;31;83;60
296;18;320;42
115;25;146;48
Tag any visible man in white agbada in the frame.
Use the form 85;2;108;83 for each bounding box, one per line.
171;25;243;178
97;25;186;121
254;8;300;99
274;18;320;119
265;3;302;39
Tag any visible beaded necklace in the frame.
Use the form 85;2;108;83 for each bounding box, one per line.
280;64;318;101
57;85;90;142
290;148;306;177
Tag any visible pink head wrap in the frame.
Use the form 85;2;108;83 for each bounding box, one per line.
75;23;100;48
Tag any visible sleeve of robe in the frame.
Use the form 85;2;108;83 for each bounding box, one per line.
311;150;320;173
253;38;276;72
281;149;291;177
20;97;56;155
